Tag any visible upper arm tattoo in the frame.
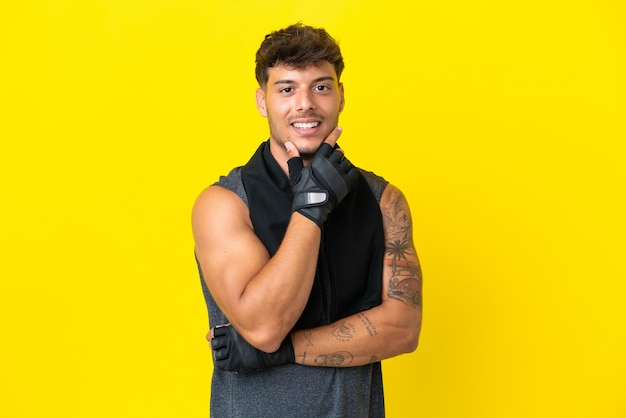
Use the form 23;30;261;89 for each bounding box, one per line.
382;187;422;308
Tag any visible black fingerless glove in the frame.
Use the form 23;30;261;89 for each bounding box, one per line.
288;143;359;227
211;325;295;372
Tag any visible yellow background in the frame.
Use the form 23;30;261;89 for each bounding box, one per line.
1;1;625;417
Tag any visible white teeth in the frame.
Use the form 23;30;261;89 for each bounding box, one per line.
293;122;319;129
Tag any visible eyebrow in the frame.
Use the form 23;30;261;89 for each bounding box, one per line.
273;76;336;86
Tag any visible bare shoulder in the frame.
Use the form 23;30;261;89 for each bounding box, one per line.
192;185;250;237
191;184;260;265
379;183;413;229
193;184;246;215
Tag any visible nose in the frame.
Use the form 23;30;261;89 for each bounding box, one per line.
295;90;315;112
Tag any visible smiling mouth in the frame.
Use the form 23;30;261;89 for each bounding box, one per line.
292;122;320;129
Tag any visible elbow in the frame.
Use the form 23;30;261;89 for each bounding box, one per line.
382;303;422;355
254;338;285;354
399;316;422;354
232;307;295;353
400;326;420;354
240;326;288;353
406;330;420;353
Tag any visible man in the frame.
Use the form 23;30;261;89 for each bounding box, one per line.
192;23;422;417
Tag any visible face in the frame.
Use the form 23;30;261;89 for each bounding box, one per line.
256;61;345;161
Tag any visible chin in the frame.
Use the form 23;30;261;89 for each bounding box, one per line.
297;138;325;155
297;145;322;160
299;151;317;161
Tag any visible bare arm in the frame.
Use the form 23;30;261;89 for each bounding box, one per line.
291;184;422;366
193;186;321;352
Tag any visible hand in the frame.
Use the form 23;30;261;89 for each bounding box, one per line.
286;127;359;227
210;324;295;372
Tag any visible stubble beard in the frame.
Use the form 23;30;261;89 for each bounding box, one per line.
297;147;317;161
268;128;324;162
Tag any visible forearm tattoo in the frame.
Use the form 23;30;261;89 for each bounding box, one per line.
332;321;355;342
314;351;354;366
304;330;314;346
296;316;380;366
382;187;422;308
357;313;378;337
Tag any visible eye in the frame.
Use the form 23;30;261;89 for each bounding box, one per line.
314;85;330;92
280;87;293;93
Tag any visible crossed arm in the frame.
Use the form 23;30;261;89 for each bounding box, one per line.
192;184;321;353
196;180;422;368
290;184;422;367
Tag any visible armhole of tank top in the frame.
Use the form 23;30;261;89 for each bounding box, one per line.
213;167;248;207
359;169;388;204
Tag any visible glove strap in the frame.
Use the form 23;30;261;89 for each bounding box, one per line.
293;190;328;210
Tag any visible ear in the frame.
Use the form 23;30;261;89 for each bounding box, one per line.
256;88;268;117
338;82;345;113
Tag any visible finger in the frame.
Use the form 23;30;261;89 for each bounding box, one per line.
323;126;343;148
287;156;304;180
327;148;346;164
284;141;300;159
206;328;215;341
317;142;334;157
214;347;230;361
210;336;225;351
212;323;231;336
338;155;353;173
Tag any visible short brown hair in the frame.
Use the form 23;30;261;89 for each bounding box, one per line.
255;23;344;88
